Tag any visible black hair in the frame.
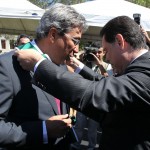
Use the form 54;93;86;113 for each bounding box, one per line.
17;34;31;45
100;16;146;49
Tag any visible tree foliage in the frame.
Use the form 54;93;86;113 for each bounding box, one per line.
126;0;150;8
28;0;49;9
28;0;150;9
55;0;87;5
28;0;88;8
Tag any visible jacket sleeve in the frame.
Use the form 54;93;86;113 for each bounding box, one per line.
79;65;103;81
0;55;27;147
34;59;149;122
0;53;44;148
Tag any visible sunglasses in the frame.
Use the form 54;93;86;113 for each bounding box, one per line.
64;33;80;46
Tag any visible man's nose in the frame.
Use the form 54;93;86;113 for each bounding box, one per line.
73;45;79;53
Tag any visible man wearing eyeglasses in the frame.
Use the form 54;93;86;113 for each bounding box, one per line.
0;3;87;150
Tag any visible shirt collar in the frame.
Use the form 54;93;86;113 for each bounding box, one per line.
130;49;148;64
30;40;51;61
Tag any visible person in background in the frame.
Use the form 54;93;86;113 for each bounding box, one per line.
0;3;87;150
71;46;113;150
16;34;31;46
89;46;113;76
140;27;150;49
14;15;150;150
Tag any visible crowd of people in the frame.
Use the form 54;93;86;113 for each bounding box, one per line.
0;2;150;150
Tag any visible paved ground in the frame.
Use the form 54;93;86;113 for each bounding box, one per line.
81;128;101;149
72;127;102;150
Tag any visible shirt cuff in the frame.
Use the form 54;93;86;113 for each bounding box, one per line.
75;63;84;73
34;58;46;73
42;121;48;144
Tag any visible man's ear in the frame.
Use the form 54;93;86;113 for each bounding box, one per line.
48;28;58;42
115;34;124;48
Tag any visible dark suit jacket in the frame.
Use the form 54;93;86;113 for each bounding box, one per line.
0;51;69;150
34;51;150;150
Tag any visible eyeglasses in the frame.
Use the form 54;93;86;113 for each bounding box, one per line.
64;33;80;46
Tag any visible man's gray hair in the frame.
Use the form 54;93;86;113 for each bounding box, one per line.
36;3;88;40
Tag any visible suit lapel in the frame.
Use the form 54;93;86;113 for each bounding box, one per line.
30;71;59;115
43;92;60;115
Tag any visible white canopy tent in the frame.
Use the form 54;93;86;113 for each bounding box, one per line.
72;0;150;41
0;0;44;36
1;0;150;41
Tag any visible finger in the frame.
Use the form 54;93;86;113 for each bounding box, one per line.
14;51;20;56
63;118;72;124
60;114;69;119
49;114;69;120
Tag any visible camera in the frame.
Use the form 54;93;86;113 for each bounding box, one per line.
83;46;99;62
133;13;141;25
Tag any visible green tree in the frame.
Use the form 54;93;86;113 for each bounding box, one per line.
29;0;150;9
28;0;87;8
57;0;87;5
126;0;150;8
28;0;49;9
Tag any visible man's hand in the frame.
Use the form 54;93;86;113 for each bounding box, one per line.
14;49;43;71
141;27;150;44
69;56;83;70
46;114;72;138
89;53;109;77
89;52;101;65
